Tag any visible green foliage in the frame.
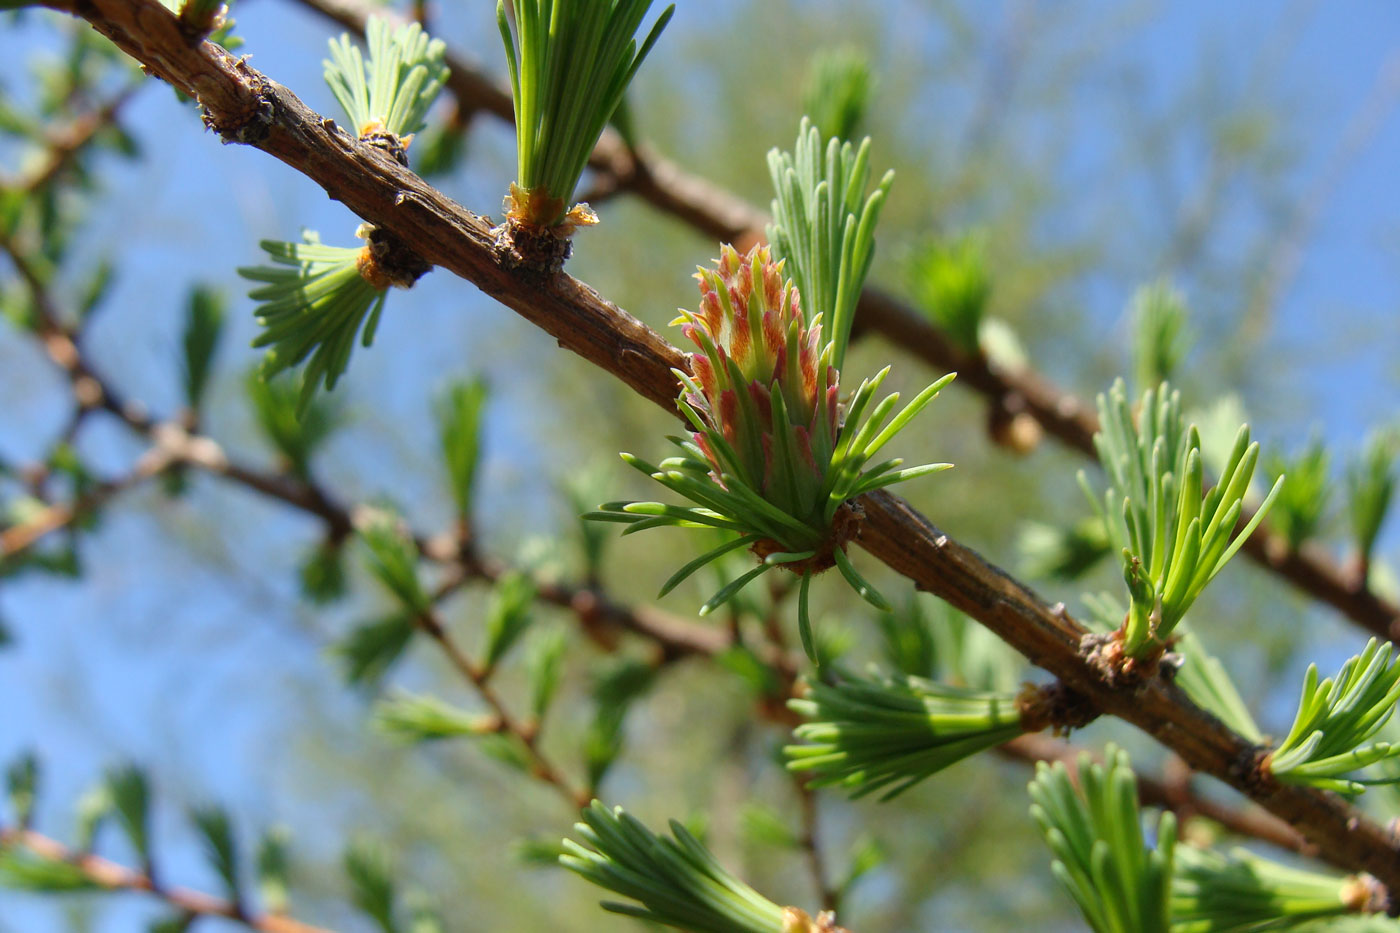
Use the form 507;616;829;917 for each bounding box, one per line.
907;232;991;355
357;509;429;617
372;693;497;742
1268;638;1400;794
524;625;567;720
1129;281;1191;391
1169;626;1263;743
298;538;348;604
1028;745;1176;933
5;751;38;828
481;571;535;673
246;369;341;478
345;836;399;933
190;804;240;902
585;658;657;789
75;256;114;323
1082;588;1261;739
875;596;938;679
767;118;895;371
180;284;225;411
0;850;99;892
591;249;955;651
1017;517;1112;581
74;783;111;851
1084;381;1282;656
561;801;788;933
105;764;152;865
498;0;673;226
801;47;873;142
1266;437;1330;551
324;17;447;143
739;803;800;851
1345;429;1397;570
875;596;1023;691
787;671;1025;799
335;611;416;686
411;111;468;178
1171;845;1368;932
406;889;447;933
437;379;487;520
239;231;388;411
149;914;197;933
255;825;291;916
564;468;613;582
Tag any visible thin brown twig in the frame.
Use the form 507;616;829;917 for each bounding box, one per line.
0;443;175;558
409;600;591;809
25;0;1400;895
0;826;331;933
0;281;1321;868
0;85;140;194
282;0;1400;641
795;780;838;914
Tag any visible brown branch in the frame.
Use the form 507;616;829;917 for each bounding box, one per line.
0;443;175;558
0;332;1334;867
282;0;1400;641
0;826;331;933
406;599;591;809
0;230;155;432
32;0;1400;897
0;86;140;194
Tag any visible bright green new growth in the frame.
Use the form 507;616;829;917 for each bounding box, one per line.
1170;626;1263;743
498;0;674;227
589;227;953;653
1268;638;1400;794
801;47;873;143
372;692;497;742
876;595;1024;692
1078;593;1261;741
437;379;488;520
180;285;225;411
1171;845;1374;931
1130;280;1191;391
239;231;387;412
1028;745;1176;933
1266;436;1330;552
356;508;428;617
1084;380;1283;657
237;19;445;414
908;231;991;355
560;801;788;933
590;366;955;650
767;118;894;372
1346;428;1397;571
786;672;1025;800
324;16;447;141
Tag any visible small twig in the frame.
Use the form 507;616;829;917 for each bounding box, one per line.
0;445;175;558
0;85;140;194
0;826;330;933
795;780;838;914
280;0;1400;641
21;0;1400;884
413;603;590;809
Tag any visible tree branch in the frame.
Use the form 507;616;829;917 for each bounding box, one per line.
283;0;1400;642
0;825;330;933
34;0;1400;898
